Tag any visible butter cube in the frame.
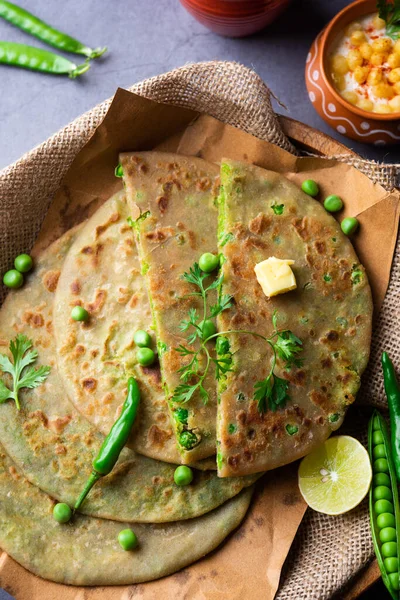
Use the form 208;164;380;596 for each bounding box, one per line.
254;257;297;298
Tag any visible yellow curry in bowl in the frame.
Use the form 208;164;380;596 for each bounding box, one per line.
330;12;400;114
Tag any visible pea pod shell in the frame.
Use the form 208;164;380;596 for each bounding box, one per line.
0;42;90;78
369;411;400;600
0;0;106;58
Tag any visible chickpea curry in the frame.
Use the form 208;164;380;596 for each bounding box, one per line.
330;12;400;114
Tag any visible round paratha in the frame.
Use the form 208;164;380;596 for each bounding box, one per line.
216;159;373;476
0;216;256;522
0;445;252;585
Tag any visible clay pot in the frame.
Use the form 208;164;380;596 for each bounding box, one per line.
179;0;292;38
305;0;400;145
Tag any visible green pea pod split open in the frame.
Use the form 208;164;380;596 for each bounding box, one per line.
368;410;400;600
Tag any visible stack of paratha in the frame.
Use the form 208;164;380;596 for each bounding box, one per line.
0;153;372;586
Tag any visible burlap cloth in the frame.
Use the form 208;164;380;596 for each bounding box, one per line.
0;60;399;599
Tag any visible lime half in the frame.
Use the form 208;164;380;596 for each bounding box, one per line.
298;435;372;515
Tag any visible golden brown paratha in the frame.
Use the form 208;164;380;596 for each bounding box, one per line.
120;152;221;463
216;159;373;476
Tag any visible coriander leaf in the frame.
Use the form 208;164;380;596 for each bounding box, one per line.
182;263;207;290
210;294;233;318
173;383;200;404
0;354;14;376
213;355;234;380
179;307;199;332
254;375;273;413
272;309;279;331
178;354;199;381
199;384;209;404
175;344;196;356
273;331;303;369
17;365;51;391
9;334;32;364
271;375;290;408
254;374;290;413
206;272;224;292
187;331;198;345
0;334;51;410
379;0;400;39
0;380;12;403
378;0;389;21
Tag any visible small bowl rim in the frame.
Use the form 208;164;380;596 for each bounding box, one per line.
320;0;400;121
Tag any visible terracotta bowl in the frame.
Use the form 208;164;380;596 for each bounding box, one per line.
179;0;292;38
305;0;400;145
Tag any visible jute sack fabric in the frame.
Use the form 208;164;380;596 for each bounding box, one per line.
0;60;398;599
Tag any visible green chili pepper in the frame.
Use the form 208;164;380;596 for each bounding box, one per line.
368;410;400;599
383;352;400;484
74;377;140;510
0;1;106;59
0;42;90;78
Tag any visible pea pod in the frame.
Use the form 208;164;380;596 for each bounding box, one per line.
0;1;106;59
75;377;140;510
382;352;400;483
369;410;400;599
0;42;90;78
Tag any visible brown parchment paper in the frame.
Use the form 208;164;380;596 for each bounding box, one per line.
1;87;399;600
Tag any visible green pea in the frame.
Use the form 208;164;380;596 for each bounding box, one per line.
200;319;217;341
373;444;386;459
301;179;319;197
373;486;393;502
379;527;397;544
374;458;389;473
118;528;138;550
179;430;198;449
323;195;343;213
53;503;72;524
373;430;384;444
382;542;398;558
115;164;124;178
14;253;33;273
385;557;399;574
137;347;155;366
216;336;230;355
341;217;359;236
286;424;298;436
373;416;381;431
3;269;23;289
199;252;220;273
174;408;188;424
377;513;396;529
133;330;152;348
174;465;194;486
389;572;400;591
328;413;340;423
71;306;89;322
374;473;391;487
375;499;394;515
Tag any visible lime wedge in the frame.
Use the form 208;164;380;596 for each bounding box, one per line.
298;435;372;515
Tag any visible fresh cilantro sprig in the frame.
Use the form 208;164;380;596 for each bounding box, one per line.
172;261;303;414
378;0;400;39
0;335;51;410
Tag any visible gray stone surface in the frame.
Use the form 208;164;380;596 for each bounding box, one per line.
0;0;400;170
